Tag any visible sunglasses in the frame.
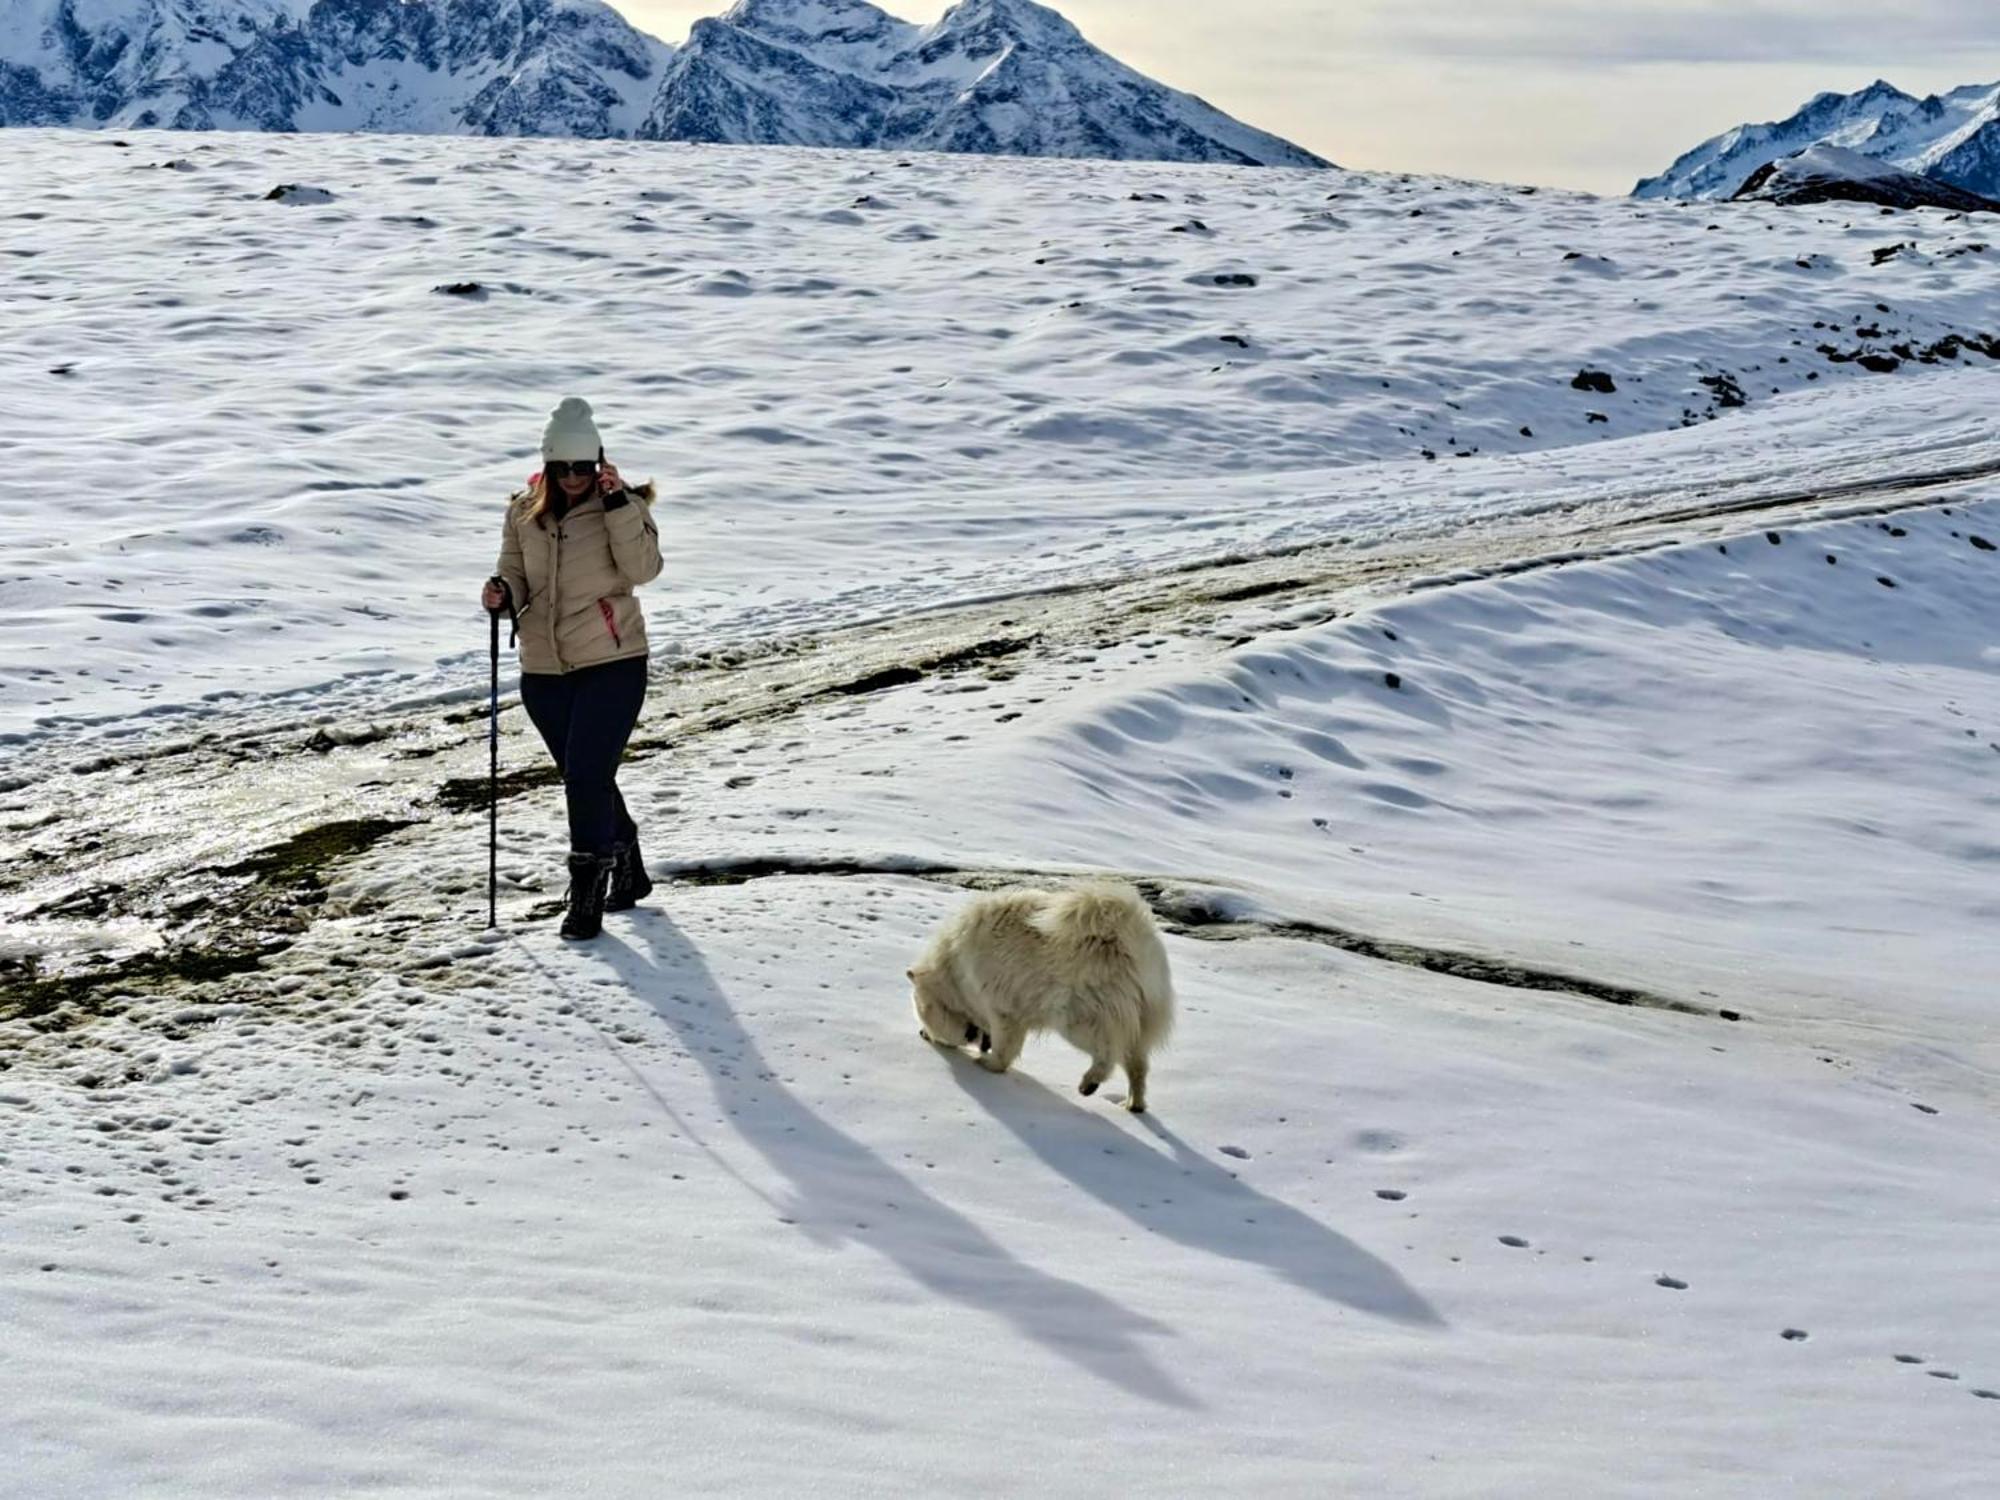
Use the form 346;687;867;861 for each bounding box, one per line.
546;459;599;479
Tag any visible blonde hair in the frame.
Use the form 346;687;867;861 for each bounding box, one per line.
523;470;556;528
518;470;652;528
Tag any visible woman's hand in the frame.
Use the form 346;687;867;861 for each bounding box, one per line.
597;460;622;496
482;577;510;612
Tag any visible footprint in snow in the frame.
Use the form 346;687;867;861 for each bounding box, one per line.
1656;1276;1688;1290
1218;1145;1251;1160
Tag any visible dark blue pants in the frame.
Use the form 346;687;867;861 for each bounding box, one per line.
520;656;647;857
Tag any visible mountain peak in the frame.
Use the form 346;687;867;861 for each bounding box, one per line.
1;0;1327;167
722;0;899;38
654;0;1325;166
932;0;1078;35
1636;74;2000;202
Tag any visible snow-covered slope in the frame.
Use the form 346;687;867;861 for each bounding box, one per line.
6;128;2000;751
5;501;1996;1497
1637;77;2000;202
4;120;1998;1499
1734;144;2000;214
705;502;2000;1038
0;0;1326;165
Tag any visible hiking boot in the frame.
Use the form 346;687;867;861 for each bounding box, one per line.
605;836;654;914
560;851;613;941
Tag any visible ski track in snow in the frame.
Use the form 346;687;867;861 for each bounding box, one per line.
4;129;2000;1496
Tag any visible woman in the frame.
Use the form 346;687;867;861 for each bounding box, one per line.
481;396;663;941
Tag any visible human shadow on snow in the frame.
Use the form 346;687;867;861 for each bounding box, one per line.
588;909;1199;1409
940;1060;1443;1328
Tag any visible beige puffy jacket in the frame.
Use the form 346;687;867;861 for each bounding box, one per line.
495;481;662;675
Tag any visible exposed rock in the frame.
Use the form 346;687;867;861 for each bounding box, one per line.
1733;146;2000;214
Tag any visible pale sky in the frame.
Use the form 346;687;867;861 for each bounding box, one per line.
612;1;2000;193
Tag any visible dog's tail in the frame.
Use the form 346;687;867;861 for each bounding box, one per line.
1043;881;1176;1050
1045;881;1154;948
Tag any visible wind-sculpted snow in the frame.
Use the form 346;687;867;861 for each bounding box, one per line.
4;121;2000;1498
0;0;1327;166
6;127;2000;747
653;499;2000;1040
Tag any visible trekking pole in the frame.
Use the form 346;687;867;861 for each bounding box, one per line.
486;583;502;932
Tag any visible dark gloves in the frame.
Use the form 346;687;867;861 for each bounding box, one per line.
602;488;630;512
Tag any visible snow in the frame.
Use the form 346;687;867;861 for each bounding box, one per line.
646;0;1327;166
721;0;917;69
6;504;1997;1494
2;0;1323;166
1733;144;2000;214
1;0;679;137
3;127;1998;1496
686;501;2000;1049
8;877;1998;1496
1637;76;2000;202
289;60;498;138
8;127;2000;755
1777;143;1903;186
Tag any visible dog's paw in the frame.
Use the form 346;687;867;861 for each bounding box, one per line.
978;1054;1010;1074
1079;1078;1099;1096
1124;1097;1148;1114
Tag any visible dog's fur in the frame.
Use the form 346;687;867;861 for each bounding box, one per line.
908;882;1175;1113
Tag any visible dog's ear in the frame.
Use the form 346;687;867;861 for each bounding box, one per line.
906;967;917;982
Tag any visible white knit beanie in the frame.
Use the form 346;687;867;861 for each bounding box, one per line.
541;396;603;463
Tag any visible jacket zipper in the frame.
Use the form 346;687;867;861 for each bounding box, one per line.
552;520;567;671
541;506;625;669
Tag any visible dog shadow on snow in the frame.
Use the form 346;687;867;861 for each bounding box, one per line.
941;1061;1442;1328
584;910;1200;1409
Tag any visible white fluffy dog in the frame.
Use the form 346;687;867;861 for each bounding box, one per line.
908;882;1175;1113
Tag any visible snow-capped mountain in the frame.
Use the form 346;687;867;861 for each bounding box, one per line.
644;0;1329;166
1636;78;2000;202
0;0;673;136
1732;143;2000;214
0;0;1329;166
